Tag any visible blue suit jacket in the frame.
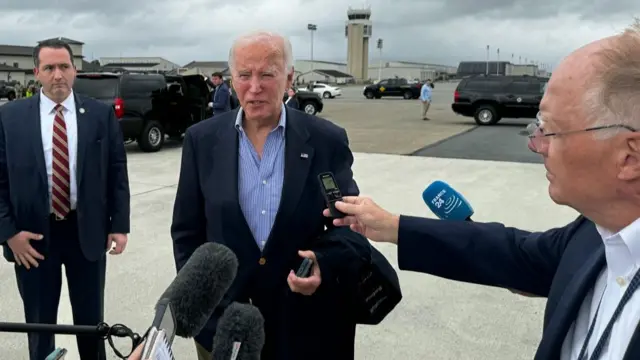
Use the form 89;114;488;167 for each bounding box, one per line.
397;215;640;360
171;107;367;359
211;83;231;114
0;93;130;262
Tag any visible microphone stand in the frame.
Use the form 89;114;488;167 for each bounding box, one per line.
0;321;143;359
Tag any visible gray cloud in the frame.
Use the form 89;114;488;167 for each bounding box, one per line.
0;0;638;69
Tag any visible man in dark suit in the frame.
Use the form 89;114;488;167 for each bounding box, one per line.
0;39;130;360
326;25;640;360
171;31;374;360
210;72;231;115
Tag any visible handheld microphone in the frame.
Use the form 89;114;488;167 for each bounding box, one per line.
157;242;239;339
211;302;265;360
422;180;474;221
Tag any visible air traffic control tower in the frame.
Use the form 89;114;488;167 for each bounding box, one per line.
345;6;372;81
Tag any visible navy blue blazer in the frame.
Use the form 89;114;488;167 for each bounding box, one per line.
171;107;367;359
211;83;231;114
0;93;130;262
397;215;640;360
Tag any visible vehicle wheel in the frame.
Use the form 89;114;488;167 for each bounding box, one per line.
301;101;318;115
403;90;412;99
322;91;331;99
7;92;16;101
138;120;165;152
365;91;374;99
474;105;499;125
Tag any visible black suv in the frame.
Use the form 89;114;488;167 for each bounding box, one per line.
451;75;548;125
363;78;422;100
73;72;211;151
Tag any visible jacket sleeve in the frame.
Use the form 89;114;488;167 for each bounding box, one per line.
170;128;207;271
397;215;584;297
107;107;131;234
0;110;18;244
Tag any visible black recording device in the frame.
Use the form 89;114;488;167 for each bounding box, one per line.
295;258;313;278
318;172;345;218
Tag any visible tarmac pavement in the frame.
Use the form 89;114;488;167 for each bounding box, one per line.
0;147;579;360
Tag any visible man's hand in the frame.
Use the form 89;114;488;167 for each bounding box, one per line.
323;196;400;243
287;250;321;296
7;231;44;269
107;233;128;255
128;341;144;359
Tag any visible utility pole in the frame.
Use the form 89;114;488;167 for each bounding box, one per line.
485;45;489;75
377;38;383;82
307;24;317;71
496;48;500;75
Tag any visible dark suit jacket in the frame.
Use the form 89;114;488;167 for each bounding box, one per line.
171;107;368;359
0;93;130;262
396;215;640;360
285;96;299;110
211;83;231;114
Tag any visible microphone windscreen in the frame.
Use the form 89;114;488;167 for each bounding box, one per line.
157;242;238;338
422;180;474;221
211;302;265;360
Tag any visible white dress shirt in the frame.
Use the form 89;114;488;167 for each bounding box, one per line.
561;217;640;359
39;90;78;210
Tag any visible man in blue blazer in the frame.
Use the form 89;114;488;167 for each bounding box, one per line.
210;72;231;115
171;31;375;360
325;26;640;360
0;39;130;360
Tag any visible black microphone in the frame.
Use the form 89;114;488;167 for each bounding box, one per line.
211;302;265;360
158;242;239;338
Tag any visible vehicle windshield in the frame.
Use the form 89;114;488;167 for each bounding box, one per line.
74;76;119;99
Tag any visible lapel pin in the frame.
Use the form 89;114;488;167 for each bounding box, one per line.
300;153;308;159
79;108;85;114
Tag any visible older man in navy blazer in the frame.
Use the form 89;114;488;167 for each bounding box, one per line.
327;24;640;360
0;39;130;360
171;31;375;360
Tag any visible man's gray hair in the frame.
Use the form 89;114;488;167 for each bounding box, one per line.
584;19;640;137
228;31;294;73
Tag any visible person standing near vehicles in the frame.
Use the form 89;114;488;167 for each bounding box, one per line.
420;79;433;120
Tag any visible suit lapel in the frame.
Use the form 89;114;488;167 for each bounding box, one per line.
266;108;314;243
27;94;48;191
536;226;605;359
74;94;91;187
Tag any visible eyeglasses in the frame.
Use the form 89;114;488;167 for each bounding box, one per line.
525;119;636;153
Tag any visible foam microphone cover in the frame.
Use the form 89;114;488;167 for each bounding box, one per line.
157;242;238;338
211;302;265;360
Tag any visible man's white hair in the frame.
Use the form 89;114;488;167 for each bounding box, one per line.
584;19;640;138
228;31;294;73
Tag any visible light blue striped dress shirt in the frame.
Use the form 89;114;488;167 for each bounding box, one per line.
235;104;286;250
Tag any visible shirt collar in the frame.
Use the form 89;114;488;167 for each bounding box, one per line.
235;103;287;134
40;89;76;114
596;217;640;279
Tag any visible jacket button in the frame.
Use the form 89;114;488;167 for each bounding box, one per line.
258;257;266;265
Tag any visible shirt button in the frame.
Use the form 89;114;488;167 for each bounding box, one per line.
262;180;267;185
616;277;626;286
261;210;266;215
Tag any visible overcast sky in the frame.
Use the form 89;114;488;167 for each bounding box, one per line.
1;0;639;69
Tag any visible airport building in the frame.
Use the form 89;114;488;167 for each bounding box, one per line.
0;37;86;85
99;56;181;72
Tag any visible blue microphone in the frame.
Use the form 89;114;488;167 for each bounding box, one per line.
422;180;474;221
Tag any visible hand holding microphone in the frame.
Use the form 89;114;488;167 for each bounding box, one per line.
323;196;401;244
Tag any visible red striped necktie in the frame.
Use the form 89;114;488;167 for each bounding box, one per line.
51;103;71;218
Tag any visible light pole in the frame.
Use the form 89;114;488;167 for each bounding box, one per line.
496;48;500;75
377;38;383;82
485;45;489;75
307;24;317;71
